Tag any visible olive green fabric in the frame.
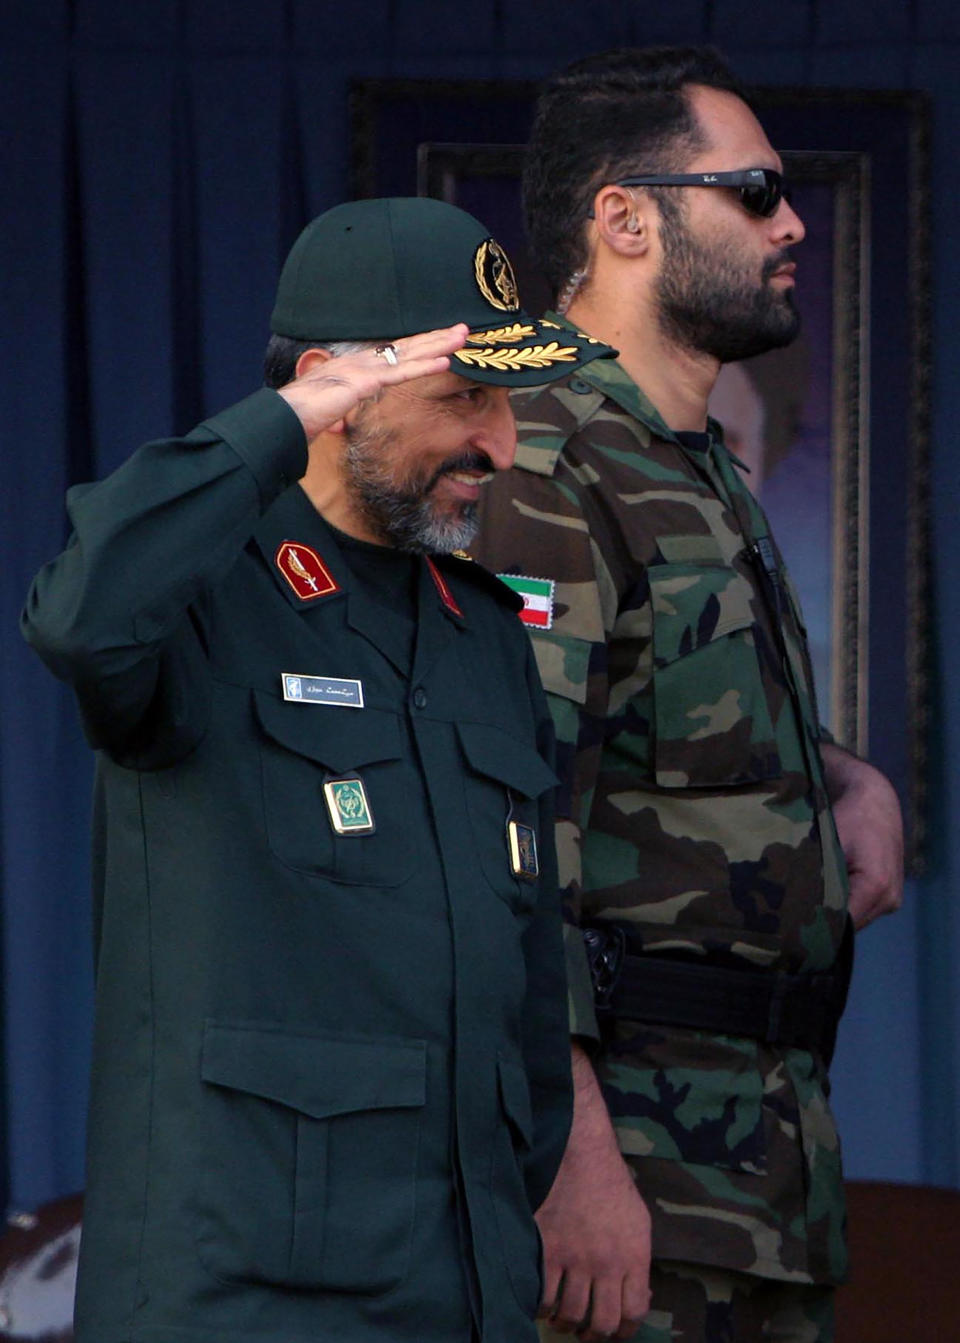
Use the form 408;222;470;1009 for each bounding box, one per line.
472;321;850;1286
22;388;572;1343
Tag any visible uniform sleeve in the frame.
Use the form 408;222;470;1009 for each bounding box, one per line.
21;389;307;763
474;458;615;1045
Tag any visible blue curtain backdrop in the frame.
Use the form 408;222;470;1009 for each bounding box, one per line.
2;0;958;1212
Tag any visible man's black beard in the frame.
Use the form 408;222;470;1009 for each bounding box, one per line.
655;214;801;364
344;428;489;554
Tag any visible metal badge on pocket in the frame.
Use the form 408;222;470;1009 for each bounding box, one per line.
507;821;539;880
323;777;375;835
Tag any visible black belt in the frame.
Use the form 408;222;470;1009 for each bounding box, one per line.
583;920;854;1066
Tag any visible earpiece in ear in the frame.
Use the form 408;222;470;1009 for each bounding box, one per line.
626;216;641;234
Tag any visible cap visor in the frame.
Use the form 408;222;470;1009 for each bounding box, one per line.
448;315;617;388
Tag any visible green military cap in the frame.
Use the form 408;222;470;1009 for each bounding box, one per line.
271;197;616;388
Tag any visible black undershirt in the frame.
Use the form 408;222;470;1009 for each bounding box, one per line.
329;526;419;671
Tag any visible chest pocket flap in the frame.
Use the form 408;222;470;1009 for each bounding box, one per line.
456;722;557;914
254;688;402;771
201;1021;426;1118
253;689;415;885
648;564;782;788
456;721;557;798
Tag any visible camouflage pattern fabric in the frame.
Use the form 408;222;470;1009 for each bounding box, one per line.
539;1260;835;1342
472;318;850;1285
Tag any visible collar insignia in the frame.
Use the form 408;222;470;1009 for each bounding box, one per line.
426;557;464;618
275;540;339;601
473;238;520;313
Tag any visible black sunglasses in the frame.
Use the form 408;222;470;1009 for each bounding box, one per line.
613;168;787;219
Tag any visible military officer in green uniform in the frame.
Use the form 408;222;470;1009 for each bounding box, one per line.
473;48;904;1343
21;198;616;1343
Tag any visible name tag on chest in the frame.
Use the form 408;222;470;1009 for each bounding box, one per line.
281;673;364;708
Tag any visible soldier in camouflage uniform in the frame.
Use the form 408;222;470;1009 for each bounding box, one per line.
472;47;904;1343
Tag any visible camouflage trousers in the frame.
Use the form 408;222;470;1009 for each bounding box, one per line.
538;1260;834;1342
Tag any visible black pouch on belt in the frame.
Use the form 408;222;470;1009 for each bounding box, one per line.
583;917;855;1067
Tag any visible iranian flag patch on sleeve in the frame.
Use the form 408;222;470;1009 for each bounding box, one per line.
496;574;555;630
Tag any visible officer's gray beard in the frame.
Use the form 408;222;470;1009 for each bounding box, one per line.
343;419;483;554
654;195;801;364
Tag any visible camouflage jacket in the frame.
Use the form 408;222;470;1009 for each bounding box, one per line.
472;336;850;1285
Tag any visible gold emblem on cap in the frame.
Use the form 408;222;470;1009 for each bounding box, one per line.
474;239;520;313
453;341;580;372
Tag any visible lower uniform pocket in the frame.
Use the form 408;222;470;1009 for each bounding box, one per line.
192;1021;426;1292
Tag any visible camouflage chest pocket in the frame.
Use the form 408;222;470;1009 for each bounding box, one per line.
649;564;782;788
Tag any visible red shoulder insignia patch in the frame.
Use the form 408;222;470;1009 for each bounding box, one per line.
275;541;339;601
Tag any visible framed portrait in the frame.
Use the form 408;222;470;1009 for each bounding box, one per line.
351;80;930;868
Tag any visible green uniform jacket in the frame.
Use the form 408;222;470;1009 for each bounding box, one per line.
472;338;850;1286
22;389;572;1343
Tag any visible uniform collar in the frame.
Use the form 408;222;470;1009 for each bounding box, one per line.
544;310;733;460
253;486;468;678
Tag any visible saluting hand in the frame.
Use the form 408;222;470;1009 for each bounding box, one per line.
276;324;468;442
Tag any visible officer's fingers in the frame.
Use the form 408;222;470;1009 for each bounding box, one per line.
547;1269;592;1334
577;1277;623;1341
538;1256;565;1317
361;325;469;393
614;1270;652;1338
392;323;469;360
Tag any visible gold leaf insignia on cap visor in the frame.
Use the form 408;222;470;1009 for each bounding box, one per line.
453;342;580;372
466;323;536;345
473;239;520;313
541;317;606;345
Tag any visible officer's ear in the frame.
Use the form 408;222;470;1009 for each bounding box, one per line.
294;346;334;378
293;347;348;436
592;185;651;257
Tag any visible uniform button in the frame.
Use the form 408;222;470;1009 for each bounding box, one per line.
569;376;592;395
413;687;428;709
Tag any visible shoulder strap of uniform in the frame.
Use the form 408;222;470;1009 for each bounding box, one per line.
509;376;606;478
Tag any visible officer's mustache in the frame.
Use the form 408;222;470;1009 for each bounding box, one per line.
425;450;496;494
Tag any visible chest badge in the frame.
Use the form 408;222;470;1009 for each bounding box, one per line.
275;540;339;601
323;777;375;835
507;821;539;880
282;673;364;708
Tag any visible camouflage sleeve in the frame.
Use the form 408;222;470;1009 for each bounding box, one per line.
475;459;618;1043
